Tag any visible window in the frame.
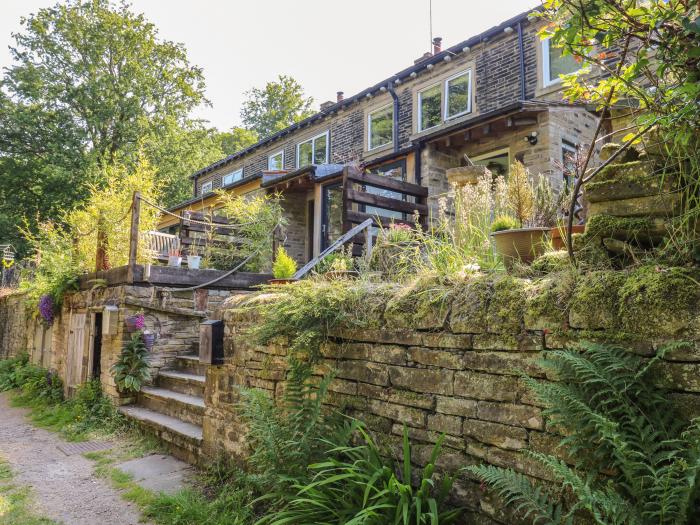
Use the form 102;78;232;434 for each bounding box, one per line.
418;84;442;131
445;70;472;119
561;139;578;187
268;150;284;171
542;38;580;87
368;105;394;150
297;131;329;168
201;181;213;194
222;168;243;186
472;149;510;178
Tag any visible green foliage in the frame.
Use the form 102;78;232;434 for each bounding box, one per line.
0;0;209;252
263;425;462;525
467;341;700;524
240;75;314;138
111;334;152;393
219;127;259;156
272;247;297;279
209;191;285;272
491;215;518;232
313;249;354;275
0;353;63;403
507;161;535;228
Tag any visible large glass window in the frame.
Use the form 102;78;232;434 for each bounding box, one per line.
368;105;394;150
297;131;329;168
542;38;580;86
445;71;472;119
222;168;243;186
472;149;510;178
418;84;442;131
268;150;284;171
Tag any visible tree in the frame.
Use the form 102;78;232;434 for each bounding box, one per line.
240;75;314;138
219;126;259;156
0;0;209;252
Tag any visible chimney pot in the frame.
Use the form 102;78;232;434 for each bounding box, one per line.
336;91;344;102
432;37;442;54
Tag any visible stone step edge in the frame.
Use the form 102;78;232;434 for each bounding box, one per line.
158;370;206;383
118;405;203;443
139;386;205;409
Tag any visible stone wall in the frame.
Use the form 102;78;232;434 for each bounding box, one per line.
204;267;700;523
0;292;33;360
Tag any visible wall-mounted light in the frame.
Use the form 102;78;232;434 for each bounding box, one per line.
524;131;538;146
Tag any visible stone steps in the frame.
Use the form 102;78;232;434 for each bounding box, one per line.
119;349;208;465
138;386;205;426
118;405;203;464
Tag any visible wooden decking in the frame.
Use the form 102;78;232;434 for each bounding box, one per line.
78;264;272;291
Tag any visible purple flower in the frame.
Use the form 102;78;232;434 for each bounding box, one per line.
133;313;145;330
38;294;54;325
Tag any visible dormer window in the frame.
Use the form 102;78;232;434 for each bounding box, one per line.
297;131;329;168
542;38;580;87
268;150;284;171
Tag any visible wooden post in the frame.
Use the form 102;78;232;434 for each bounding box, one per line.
95;213;110;272
126;191;141;283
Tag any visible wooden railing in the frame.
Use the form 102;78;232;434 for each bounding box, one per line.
341;165;429;256
293;219;373;279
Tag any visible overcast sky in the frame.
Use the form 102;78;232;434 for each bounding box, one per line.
1;0;538;131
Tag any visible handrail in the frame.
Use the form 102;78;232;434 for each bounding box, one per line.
293;218;373;279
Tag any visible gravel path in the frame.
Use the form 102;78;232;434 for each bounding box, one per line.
0;392;144;525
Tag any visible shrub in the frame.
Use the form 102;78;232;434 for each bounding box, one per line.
507;161;534;227
111;333;151;393
467;341;700;524
491;215;519;232
271;247;297;279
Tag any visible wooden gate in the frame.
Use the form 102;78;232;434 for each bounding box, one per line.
66;312;87;389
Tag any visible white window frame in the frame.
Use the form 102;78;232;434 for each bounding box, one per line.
542;38;581;88
444;69;473;121
268;150;285;171
296;131;329;168
222;168;243;187
200;180;213;195
417;83;442;132
367;104;394;151
472;147;511;176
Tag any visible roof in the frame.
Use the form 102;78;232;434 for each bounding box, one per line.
190;6;540;180
261;164;345;188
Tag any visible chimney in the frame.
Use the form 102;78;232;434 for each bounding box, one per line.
336;91;344;102
414;51;433;64
320;100;335;111
432;37;442;54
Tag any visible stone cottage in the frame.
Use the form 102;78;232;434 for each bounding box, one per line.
159;7;601;264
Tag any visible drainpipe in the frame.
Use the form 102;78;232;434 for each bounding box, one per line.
414;143;422;186
517;21;526;101
387;82;400;153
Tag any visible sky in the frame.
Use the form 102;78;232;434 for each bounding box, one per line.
0;0;538;131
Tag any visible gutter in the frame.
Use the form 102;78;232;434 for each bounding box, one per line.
386;82;400;153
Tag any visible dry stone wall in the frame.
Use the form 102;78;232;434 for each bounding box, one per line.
205;268;700;524
0;292;34;359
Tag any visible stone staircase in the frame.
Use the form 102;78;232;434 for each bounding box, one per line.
119;354;206;464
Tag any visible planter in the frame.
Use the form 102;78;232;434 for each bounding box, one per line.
446;165;491;188
168;255;182;267
550;224;586;251
125;314;144;333
141;331;156;350
323;270;359;281
490;227;551;268
269;278;298;285
187;255;201;269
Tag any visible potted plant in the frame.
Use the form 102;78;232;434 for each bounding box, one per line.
110;333;152;393
125;312;144;333
490;163;550;267
270;246;298;285
187;253;202;270
167;248;182;267
141;329;156;350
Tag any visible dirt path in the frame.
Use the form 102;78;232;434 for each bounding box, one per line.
0;392;144;525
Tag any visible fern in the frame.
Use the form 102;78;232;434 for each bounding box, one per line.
468;341;700;524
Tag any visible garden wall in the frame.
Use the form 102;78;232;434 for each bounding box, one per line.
0;292;34;360
205;267;700;524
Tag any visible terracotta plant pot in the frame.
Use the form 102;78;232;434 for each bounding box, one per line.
550;224;586;251
269;278;298;285
490;227;551;268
